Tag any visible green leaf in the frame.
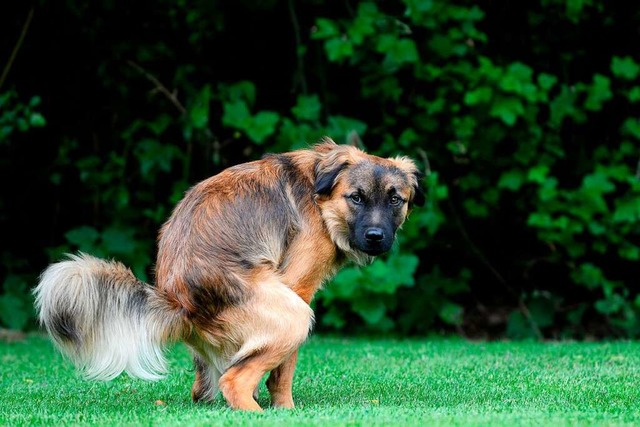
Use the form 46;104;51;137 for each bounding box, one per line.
0;293;29;330
189;85;211;129
549;85;584;127
352;298;387;325
292;94;322;121
489;96;524;126
348;3;378;45
65;226;99;247
613;197;640;223
498;169;525;191
582;172;615;195
324;38;354;62
527;164;550;183
571;263;605;289
222;100;251;129
584;74;612;111
29;112;46;127
463;87;493;106
327;116;367;141
102;226;136;255
439;302;463;325
611;56;640;80
223;81;256;105
328;267;364;301
595;294;625;315
528;298;555;328
566;0;588;23
628;87;640;103
385;38;419;66
245;111;280;144
622;118;640;140
147;114;172;135
538;73;558;92
312;18;340;39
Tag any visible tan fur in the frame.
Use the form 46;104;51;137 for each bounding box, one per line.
34;138;421;411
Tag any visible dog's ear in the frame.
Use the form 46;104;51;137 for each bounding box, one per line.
315;163;347;195
390;156;425;208
314;138;362;196
411;171;426;207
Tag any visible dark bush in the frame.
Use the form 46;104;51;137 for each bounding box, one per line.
1;0;639;338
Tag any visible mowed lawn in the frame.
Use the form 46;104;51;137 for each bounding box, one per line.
1;336;639;426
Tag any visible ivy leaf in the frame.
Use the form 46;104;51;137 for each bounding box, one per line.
537;73;558;92
65;226;100;248
312;18;340;39
527;164;550;183
571;263;605;289
147;114;172;135
102;226;136;255
489;96;524;126
611;56;640;80
324;38;354;62
612;197;640;223
245;111;280;144
292;94;321;121
439;302;463;325
223;81;256;106
0;293;29;330
29;112;46;127
189;85;211;129
222;100;251;129
327;115;367;141
498;169;525;191
463;87;493;106
352;298;387;325
584;74;612;111
582;172;615;195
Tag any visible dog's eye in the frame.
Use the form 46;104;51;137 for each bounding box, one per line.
349;194;363;204
389;195;403;206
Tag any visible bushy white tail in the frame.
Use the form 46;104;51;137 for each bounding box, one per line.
34;253;180;381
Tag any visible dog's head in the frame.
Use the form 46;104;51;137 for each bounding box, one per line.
313;138;424;263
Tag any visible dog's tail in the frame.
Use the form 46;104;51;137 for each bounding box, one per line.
34;253;183;381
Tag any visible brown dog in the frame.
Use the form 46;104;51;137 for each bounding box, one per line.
34;138;423;411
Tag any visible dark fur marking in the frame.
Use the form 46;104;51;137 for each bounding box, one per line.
50;311;79;344
239;259;255;270
228;347;266;371
127;283;149;316
186;273;247;309
191;354;212;402
315;163;346;195
272;154;314;205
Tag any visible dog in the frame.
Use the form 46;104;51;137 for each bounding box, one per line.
34;138;424;411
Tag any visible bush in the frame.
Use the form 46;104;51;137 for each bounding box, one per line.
1;0;639;337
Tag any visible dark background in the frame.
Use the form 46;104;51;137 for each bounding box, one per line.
1;0;639;338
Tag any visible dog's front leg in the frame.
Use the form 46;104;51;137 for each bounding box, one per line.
266;349;299;408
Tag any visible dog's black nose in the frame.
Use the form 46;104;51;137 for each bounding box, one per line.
365;228;384;242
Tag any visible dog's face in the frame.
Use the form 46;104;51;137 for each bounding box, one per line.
314;141;424;262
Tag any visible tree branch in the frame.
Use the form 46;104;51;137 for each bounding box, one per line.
127;60;186;115
288;0;308;94
0;8;34;91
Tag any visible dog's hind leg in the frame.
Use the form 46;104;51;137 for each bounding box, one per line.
191;353;221;403
217;279;313;411
266;349;299;408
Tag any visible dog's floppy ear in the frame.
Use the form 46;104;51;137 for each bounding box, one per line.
314;138;361;196
315;163;347;195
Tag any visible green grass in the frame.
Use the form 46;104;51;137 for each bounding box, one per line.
1;336;640;426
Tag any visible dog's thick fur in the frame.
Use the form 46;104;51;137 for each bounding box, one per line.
34;138;423;411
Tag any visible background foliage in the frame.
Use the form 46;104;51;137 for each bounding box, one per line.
1;0;639;338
